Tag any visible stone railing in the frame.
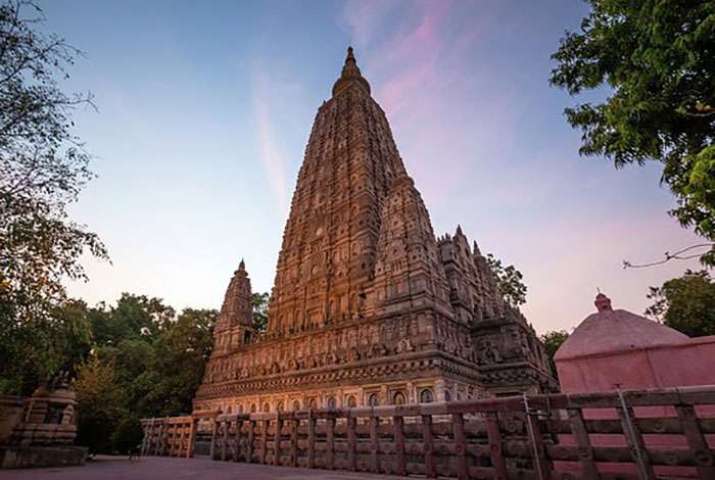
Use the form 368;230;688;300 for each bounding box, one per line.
141;385;715;479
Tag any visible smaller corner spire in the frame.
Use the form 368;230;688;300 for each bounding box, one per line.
473;240;481;255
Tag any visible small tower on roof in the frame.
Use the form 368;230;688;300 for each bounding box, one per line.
214;259;256;353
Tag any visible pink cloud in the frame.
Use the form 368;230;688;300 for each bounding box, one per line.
341;1;513;205
341;0;398;48
251;69;289;214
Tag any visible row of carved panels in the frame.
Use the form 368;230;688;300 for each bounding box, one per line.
196;353;482;401
206;313;479;379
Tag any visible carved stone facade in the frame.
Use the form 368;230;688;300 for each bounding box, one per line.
193;48;555;414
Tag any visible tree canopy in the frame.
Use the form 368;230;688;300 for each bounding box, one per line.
17;290;269;454
486;253;527;307
70;294;218;453
550;0;715;264
646;269;715;337
539;330;569;379
251;292;269;332
0;0;106;392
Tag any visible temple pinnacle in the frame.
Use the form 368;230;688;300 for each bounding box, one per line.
346;46;355;64
332;46;371;97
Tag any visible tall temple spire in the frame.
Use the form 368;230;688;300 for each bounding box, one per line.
332;46;371;97
194;47;557;414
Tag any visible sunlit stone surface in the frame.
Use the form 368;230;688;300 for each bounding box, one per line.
192;49;556;415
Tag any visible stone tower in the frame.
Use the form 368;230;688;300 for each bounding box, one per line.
193;49;555;414
212;260;255;356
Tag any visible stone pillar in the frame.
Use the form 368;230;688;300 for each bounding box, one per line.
407;382;415;403
435;379;447;401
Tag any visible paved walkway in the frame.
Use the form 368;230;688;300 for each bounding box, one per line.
0;455;407;479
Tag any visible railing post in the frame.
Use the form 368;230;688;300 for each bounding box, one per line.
233;417;241;462
180;422;187;457
347;415;357;471
485;411;507;480
289;416;298;467
221;419;229;461
209;417;218;460
617;390;655;480
247;419;255;463
157;419;167;456
567;407;599;479
274;413;283;466
524;394;552;480
187;418;197;459
326;415;336;470
452;412;468;480
393;414;406;476
422;414;436;478
259;418;268;464
369;415;379;473
307;412;316;469
675;403;715;479
141;418;152;456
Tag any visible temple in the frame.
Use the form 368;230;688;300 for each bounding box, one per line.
193;48;555;414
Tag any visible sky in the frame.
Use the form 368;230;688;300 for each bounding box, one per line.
37;0;706;334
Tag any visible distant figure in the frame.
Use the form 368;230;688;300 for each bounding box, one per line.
128;444;142;462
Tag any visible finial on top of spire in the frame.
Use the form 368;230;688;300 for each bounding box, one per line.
238;258;245;271
332;46;371;97
594;293;612;312
456;224;464;236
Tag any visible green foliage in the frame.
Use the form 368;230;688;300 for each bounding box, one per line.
69;295;217;452
540;330;569;361
252;292;269;332
539;330;569;379
110;415;143;454
74;357;123;454
0;0;106;392
0;299;93;395
485;253;527;307
550;0;715;264
90;294;175;346
646;269;715;337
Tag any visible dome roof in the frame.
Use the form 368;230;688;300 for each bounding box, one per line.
555;293;689;361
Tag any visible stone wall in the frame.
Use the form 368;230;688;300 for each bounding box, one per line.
0;396;24;445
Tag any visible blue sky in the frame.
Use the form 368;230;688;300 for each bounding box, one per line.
41;0;704;333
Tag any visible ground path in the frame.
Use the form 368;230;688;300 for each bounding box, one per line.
0;455;408;479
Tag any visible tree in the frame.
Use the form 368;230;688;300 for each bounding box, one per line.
485;253;527;307
0;298;93;395
72;294;217;452
74;356;124;454
252;292;269;332
142;308;216;416
540;330;569;379
646;269;715;337
550;1;715;265
0;0;106;392
90;294;174;346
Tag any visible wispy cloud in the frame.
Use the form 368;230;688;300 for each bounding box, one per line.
340;1;507;203
341;0;398;48
251;69;289;214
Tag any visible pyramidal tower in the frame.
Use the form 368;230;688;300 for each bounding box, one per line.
194;49;555;414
